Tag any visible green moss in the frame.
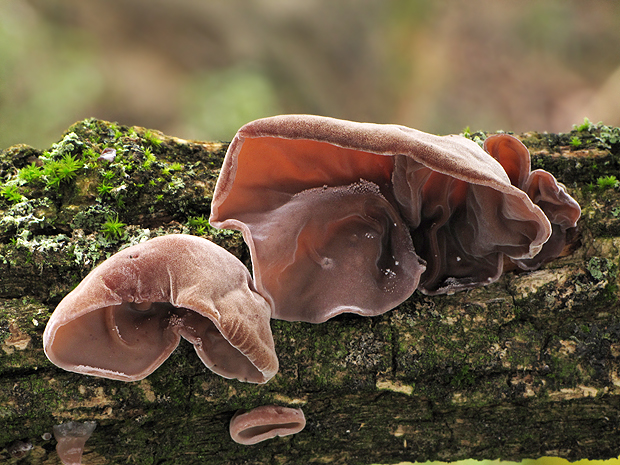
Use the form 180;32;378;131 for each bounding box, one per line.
574;117;595;132
142;147;156;169
97;180;114;195
143;129;163;147
49;154;83;184
17;162;43;183
597;175;619;190
100;214;126;240
0;184;24;204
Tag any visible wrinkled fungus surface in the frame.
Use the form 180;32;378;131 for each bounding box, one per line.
53;421;97;465
230;405;306;445
483;134;581;270
210;115;581;322
241;179;424;322
43;234;278;383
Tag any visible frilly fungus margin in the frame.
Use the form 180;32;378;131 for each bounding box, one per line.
210;115;580;322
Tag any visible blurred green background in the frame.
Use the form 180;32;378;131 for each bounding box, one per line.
1;0;620;150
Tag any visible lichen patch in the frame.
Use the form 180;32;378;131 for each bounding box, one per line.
513;268;569;298
376;379;413;396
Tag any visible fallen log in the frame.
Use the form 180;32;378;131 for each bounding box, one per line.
1;118;619;464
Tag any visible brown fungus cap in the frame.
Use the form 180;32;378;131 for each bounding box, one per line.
229;405;306;445
43;234;278;383
236;179;425;323
210;115;576;321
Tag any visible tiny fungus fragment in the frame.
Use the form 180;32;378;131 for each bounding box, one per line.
210;115;579;321
53;421;96;465
43;234;278;383
98;147;116;162
8;440;33;459
229;405;306;445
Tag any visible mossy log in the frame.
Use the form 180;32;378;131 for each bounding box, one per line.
1;119;620;464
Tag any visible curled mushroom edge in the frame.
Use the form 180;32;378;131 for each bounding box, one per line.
210;115;581;322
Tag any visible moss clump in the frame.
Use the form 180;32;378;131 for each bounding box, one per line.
596;175;619;190
100;214;126;240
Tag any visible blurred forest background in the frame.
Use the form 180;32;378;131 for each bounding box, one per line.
1;0;620;150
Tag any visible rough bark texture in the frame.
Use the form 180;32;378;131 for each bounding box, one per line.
1;119;619;464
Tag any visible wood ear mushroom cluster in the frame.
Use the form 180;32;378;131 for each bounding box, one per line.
43;115;581;450
210;115;581;321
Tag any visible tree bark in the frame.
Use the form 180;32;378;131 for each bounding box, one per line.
1;119;619;464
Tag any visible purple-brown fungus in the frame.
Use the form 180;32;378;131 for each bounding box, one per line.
234;179;424;322
52;421;96;465
483;134;581;270
230;405;306;445
43;234;278;383
210;115;579;322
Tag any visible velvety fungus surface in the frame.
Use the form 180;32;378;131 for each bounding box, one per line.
43;234;278;383
229;405;306;445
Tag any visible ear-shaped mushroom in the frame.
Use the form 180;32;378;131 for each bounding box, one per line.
210;115;426;323
210;115;555;317
238;179;424;322
483;134;581;270
229;405;306;445
43;234;278;383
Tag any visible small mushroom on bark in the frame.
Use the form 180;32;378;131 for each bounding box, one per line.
52;421;96;465
230;405;306;445
43;234;278;383
210;115;577;320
